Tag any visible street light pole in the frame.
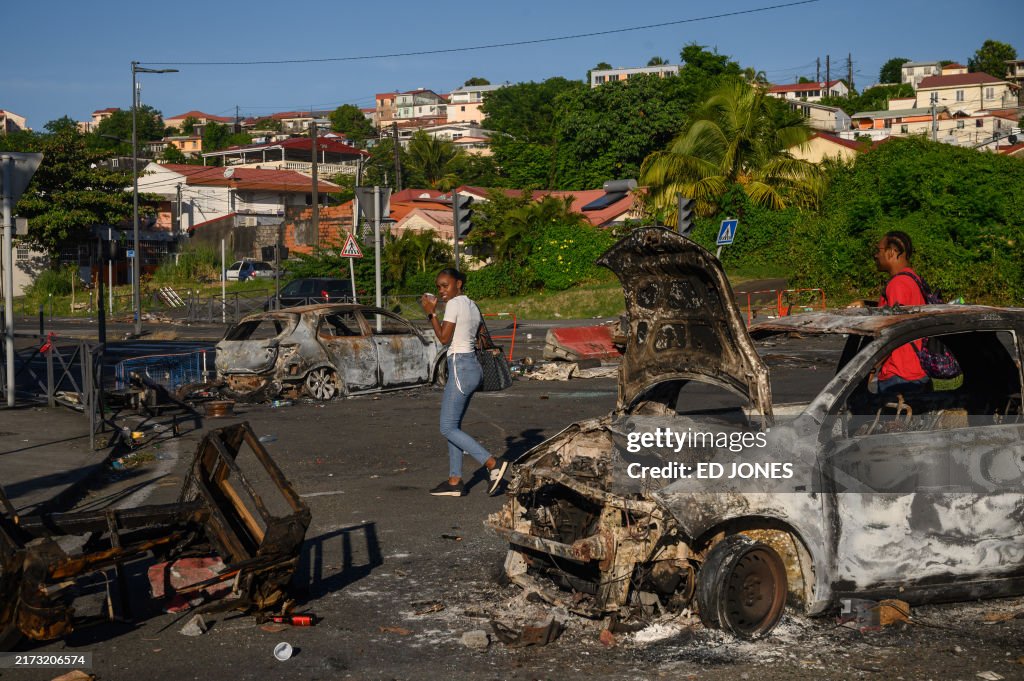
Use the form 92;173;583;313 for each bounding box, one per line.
130;61;177;337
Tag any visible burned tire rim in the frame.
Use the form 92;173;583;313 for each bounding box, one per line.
305;367;338;401
697;534;787;639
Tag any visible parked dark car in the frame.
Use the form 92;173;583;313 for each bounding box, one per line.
264;278;354;310
488;227;1024;639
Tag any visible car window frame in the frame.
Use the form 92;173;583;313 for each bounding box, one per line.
358;307;427;342
317;309;368;338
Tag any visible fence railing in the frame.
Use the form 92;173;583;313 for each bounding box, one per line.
0;331;106;450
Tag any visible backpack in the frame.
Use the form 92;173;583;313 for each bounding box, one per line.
886;271;962;379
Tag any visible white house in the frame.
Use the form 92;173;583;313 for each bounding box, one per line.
901;61;941;89
137;163;342;233
767;80;848;102
590;64;681;88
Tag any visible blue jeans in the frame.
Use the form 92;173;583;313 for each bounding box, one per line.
440;353;492;479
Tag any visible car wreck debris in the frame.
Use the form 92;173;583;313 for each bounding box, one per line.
489;227;1024;640
215;304;446;403
0;422;311;648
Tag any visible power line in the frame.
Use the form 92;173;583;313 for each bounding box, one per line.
142;1;821;67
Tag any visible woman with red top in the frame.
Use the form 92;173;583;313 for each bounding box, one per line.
872;231;930;394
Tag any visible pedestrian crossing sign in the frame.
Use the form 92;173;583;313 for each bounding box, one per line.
717;219;738;246
341;233;363;258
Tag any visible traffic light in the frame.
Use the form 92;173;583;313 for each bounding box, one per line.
677;195;695;237
453;192;474;239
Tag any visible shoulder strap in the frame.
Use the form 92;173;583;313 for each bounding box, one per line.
893;270;935;302
471;300;495;349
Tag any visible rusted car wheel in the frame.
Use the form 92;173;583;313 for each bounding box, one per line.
304;367;338;400
696;534;787;639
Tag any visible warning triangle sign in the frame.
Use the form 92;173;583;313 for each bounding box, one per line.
340;233;363;258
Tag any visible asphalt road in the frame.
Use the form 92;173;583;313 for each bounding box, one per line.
5;371;1024;681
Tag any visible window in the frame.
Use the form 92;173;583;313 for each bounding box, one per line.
956;120;965;129
460;106;466;111
901;124;909;133
956;90;965;102
319;312;362;338
366;310;415;336
224;317;291;341
16;246;30;262
976;119;984;128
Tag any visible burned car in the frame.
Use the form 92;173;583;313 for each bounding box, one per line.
216;304;446;401
489;227;1024;638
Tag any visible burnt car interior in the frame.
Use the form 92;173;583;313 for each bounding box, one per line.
224;318;290;341
319;312;363;338
842;330;1023;434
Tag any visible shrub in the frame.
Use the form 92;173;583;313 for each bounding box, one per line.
27;266;76;298
152;245;220;283
467;261;536;298
525;224;616;291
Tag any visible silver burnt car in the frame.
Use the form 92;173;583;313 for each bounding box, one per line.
216;304;446;401
488;227;1024;638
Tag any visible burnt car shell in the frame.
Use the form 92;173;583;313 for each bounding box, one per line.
488;227;1024;638
216;304;445;401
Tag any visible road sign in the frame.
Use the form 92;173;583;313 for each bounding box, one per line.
340;233;363;258
126;249;136;259
717;219;738;246
0;152;43;205
354;186;391;221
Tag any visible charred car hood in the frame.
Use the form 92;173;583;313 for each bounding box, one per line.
597;227;772;420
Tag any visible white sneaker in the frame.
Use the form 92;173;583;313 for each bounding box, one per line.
488;460;509;496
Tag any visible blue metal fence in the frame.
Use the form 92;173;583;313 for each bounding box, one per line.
115;350;211;391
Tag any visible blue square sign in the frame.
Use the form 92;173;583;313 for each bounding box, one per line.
126;249;136;258
717;219;738;246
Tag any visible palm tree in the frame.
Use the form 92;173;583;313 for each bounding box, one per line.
639;80;822;224
406;131;461;190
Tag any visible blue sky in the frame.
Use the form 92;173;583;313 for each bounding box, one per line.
4;0;1019;129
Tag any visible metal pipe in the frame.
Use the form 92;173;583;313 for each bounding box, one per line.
1;155;13;407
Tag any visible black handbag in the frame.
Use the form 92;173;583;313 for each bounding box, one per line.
475;316;513;392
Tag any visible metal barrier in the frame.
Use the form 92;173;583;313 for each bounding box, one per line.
740;288;826;323
115;350;211;391
482;312;517;361
0;331;106;450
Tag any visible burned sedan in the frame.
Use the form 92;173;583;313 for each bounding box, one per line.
489;227;1024;638
216;304;446;401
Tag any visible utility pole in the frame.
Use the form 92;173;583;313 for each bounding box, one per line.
930;92;938;141
311;117;319;250
235;105;240;134
816;57;821;82
175;183;183;235
825;55;830;88
391;122;402;191
847;53;853;93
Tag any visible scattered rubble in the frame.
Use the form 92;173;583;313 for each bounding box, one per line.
461;629;490;650
179;614;208;637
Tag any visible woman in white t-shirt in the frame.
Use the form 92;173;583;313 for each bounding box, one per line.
420;268;508;497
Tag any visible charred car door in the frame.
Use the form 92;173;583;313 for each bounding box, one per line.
823;327;1024;600
362;309;432;388
318;311;379;392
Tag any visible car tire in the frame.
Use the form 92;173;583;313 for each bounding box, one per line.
304;367;339;401
696;534;787;639
432;356;448;387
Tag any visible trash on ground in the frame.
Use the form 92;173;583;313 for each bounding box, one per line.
379;626;412;636
490;614;565;648
461;629;491;650
273;641;293;661
179;614;208;637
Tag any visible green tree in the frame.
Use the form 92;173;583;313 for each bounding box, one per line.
647;56;668;66
180;116;199;135
879;57;910;84
0;122;133;255
820;83;914;115
679;43;742;78
967;39;1017;77
202;121;231;153
93;105;164;150
463;77;490;86
640;80;821;223
161;144;188;163
329;104;376;145
405;131;460;190
253;117;283;132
